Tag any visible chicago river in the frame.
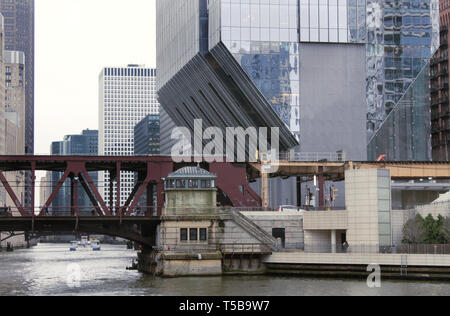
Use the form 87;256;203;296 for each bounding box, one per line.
0;244;449;296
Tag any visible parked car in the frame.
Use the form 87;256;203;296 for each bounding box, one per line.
277;205;305;212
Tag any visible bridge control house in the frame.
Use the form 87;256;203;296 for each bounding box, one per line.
163;166;217;215
139;166;286;276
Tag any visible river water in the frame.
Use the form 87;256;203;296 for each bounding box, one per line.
0;243;449;296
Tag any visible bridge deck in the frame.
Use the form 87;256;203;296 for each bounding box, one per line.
249;161;450;181
0;216;161;233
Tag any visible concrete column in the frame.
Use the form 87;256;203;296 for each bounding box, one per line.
331;230;337;253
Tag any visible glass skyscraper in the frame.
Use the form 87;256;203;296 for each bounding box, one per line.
134;114;161;156
157;0;438;161
367;0;439;160
50;130;98;216
156;0;439;206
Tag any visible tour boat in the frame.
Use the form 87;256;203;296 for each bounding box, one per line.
91;240;101;251
69;241;78;251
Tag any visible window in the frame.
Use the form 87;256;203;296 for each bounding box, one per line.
201;180;211;188
189;228;198;241
199;228;207;241
180;228;188;241
188;179;198;188
176;179;186;188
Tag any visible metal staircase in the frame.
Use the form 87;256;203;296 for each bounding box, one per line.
230;210;279;251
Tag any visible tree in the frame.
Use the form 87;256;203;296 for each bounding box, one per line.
403;214;425;244
444;217;450;244
423;214;446;244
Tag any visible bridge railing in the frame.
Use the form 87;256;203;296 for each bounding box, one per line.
275;151;347;162
158;243;272;254
231;207;276;212
220;243;273;254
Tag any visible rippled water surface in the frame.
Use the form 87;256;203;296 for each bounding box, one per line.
0;244;449;296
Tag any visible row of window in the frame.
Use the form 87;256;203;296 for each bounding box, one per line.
104;68;156;77
166;179;215;189
180;228;208;242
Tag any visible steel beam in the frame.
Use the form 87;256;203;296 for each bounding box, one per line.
0;170;27;216
116;162;121;216
31;161;36;216
81;170;111;216
40;169;71;216
78;173;103;216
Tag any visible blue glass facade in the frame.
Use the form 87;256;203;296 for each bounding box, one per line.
157;0;439;162
209;0;301;141
367;0;439;160
50;130;99;215
134;115;161;156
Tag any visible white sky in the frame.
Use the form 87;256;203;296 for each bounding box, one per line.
34;0;156;155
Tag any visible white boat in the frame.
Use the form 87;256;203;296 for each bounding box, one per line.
70;237;100;251
78;236;89;247
69;241;78;251
91;240;101;251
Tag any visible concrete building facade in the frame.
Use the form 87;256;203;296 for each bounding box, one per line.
0;0;35;213
0;22;27;217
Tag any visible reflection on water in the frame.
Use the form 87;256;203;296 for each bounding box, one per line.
0;244;449;296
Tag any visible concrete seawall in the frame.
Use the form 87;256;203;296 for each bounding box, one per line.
264;252;450;280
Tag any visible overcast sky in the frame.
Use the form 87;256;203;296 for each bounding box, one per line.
35;0;156;155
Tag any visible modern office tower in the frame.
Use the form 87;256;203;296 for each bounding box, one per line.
134;114;161;156
367;0;439;161
431;0;450;161
50;130;98;215
156;0;367;207
156;0;439;207
98;65;159;206
0;0;35;212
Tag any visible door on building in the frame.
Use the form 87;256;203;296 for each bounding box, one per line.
272;228;286;248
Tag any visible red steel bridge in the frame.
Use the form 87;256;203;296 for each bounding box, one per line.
0;155;261;247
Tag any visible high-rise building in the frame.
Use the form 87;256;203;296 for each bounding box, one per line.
98;65;159;206
0;0;35;211
50;130;98;215
39;172;51;208
2;50;26;213
5;50;25;155
156;0;439;207
366;0;439;161
431;0;450;161
0;0;34;154
134;114;160;156
0;12;28;247
0;14;5;158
